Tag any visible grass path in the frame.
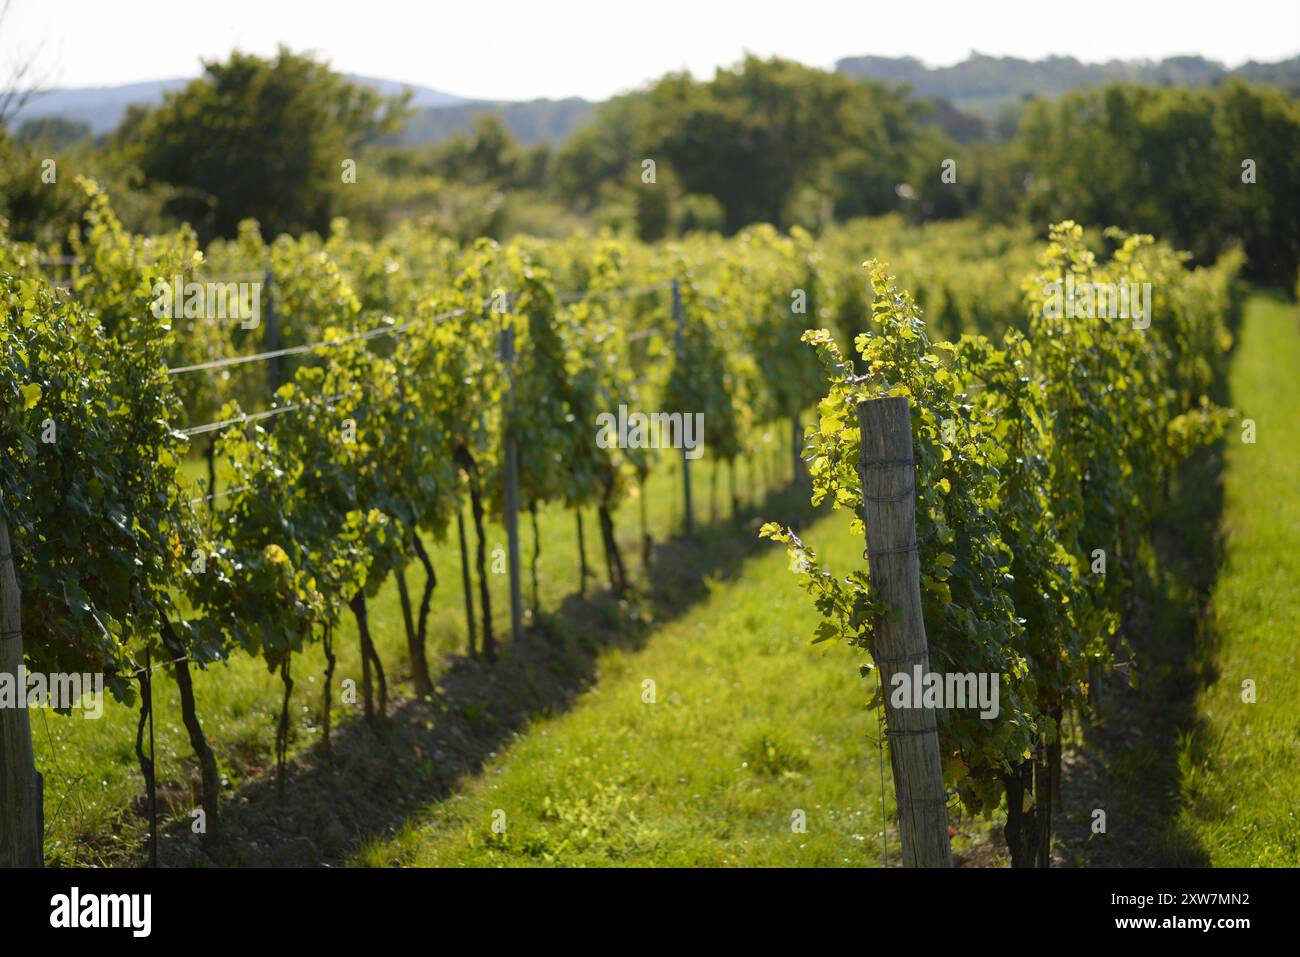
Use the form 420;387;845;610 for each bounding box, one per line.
356;506;890;867
1176;293;1300;865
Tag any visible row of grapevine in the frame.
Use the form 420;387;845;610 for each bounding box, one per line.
0;180;838;861
762;221;1244;865
1;178;1242;866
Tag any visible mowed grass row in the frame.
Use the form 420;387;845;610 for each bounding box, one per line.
1177;294;1300;865
356;504;887;867
31;429;803;865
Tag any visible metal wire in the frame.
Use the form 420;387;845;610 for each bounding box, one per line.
167;305;469;376
175;387;348;438
188;483;253;506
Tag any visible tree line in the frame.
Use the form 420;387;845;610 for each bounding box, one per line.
3;49;1298;280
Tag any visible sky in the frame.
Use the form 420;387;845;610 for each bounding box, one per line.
5;0;1299;101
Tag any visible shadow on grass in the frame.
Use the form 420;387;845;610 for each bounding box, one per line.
143;478;821;866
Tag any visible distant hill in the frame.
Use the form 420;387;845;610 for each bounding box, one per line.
9;72;589;149
836;52;1300;118
12;53;1298;149
9;74;467;137
9;79;189;135
391;97;594;147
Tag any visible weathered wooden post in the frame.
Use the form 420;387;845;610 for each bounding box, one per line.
857;395;953;868
456;506;477;655
500;310;524;645
792;414;803;485
0;515;44;867
263;267;281;401
672;279;694;536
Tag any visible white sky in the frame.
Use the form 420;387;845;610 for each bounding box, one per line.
6;0;1299;100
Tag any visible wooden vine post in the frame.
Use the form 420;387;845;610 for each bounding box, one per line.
672;278;694;536
263;267;281;400
857;395;953;868
500;310;525;645
792;415;803;486
0;514;44;867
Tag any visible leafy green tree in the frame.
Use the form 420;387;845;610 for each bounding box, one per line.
556;56;925;234
127;48;410;239
15;116;91;149
1214;80;1300;286
429;114;519;186
1017;81;1300;284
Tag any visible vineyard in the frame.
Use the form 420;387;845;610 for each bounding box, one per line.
0;173;1285;871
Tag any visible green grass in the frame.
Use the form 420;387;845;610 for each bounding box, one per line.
354;504;887;867
31;426;817;865
1177;293;1300;865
